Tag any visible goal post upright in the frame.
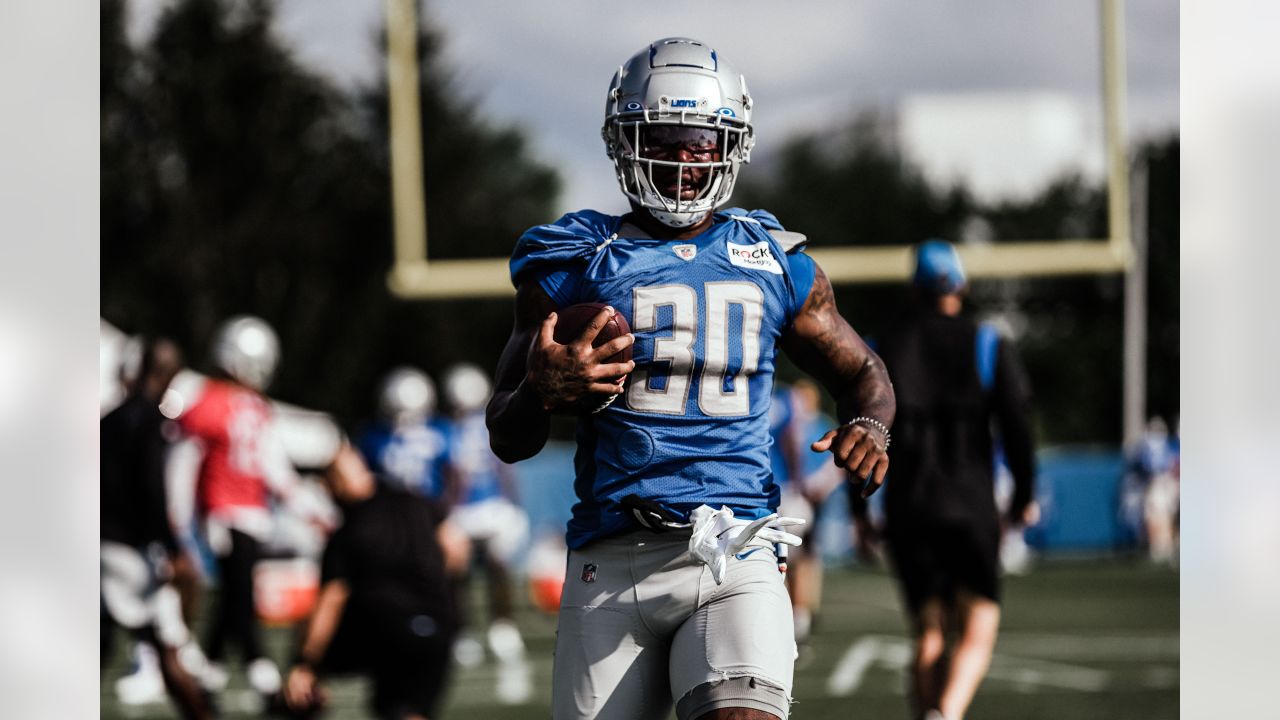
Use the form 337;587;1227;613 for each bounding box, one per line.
385;0;1134;299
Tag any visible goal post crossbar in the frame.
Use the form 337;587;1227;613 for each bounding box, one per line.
385;0;1132;300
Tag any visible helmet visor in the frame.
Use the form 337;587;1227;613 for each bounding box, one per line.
639;125;721;159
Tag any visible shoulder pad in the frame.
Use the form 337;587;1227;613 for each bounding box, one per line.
769;229;808;254
510;210;620;287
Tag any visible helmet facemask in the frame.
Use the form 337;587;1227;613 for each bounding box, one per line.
607;116;751;227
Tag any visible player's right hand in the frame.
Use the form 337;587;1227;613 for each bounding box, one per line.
284;665;326;712
524;306;635;411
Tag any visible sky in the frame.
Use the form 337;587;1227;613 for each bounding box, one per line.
125;0;1180;214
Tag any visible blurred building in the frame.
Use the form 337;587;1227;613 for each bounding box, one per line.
901;92;1104;202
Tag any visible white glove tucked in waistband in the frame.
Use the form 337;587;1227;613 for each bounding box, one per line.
688;505;806;585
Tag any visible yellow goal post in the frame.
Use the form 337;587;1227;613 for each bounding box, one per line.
384;0;1133;300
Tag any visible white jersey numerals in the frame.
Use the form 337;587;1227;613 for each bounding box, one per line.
628;285;697;414
701;282;765;416
228;396;267;476
627;281;764;417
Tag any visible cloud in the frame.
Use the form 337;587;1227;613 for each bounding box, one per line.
125;0;1178;213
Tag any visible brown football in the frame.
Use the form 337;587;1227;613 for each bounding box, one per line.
551;303;632;414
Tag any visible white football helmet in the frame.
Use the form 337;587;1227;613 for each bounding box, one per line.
211;315;280;391
378;367;436;427
603;37;755;228
442;363;491;415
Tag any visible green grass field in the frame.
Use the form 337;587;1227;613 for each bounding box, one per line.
102;559;1178;720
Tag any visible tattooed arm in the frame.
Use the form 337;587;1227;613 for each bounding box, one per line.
780;264;896;497
485;282;635;463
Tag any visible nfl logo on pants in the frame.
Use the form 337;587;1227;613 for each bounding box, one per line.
581;563;597;583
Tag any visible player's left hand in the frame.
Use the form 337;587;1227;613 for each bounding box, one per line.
811;421;889;498
688;505;806;585
284;664;326;712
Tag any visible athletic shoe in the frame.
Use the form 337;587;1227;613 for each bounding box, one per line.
487;619;526;663
115;643;165;705
454;634;484;668
247;657;283;695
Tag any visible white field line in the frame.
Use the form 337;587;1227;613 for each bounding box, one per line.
995;633;1179;660
985;655;1110;692
827;631;1177;697
826;635;910;696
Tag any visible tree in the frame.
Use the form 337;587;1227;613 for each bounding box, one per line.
101;0;560;423
736;112;1178;445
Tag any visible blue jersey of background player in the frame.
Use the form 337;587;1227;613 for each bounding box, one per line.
445;409;504;505
768;385;802;490
510;207;819;547
355;367;450;498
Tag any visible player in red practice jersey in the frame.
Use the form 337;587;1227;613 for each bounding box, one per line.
169;316;331;697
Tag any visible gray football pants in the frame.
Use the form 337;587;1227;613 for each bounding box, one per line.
552;530;795;720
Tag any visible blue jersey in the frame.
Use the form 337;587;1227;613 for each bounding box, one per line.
511;208;817;549
355;419;449;498
446;410;506;505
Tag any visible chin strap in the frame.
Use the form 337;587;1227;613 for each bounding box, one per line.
650;208;709;228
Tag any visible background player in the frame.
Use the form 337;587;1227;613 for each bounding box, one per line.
101;338;211;720
355;367;450;498
486;37;895;720
439;363;531;697
284;442;468;720
168;315;331;698
770;379;843;651
853;240;1036;720
1121;415;1180;565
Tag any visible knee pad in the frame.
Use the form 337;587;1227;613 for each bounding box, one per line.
676;675;791;720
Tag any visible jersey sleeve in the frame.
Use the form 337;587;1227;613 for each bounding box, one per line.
509;210;620;291
992;338;1036;519
723;208;816;319
533;268;581;307
785;251;817;318
176;390;217;439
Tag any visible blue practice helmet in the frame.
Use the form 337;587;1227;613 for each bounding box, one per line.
912;239;967;295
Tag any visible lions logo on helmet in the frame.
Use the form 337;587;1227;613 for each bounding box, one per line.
602;37;755;229
378;367;436;428
211;315;280;392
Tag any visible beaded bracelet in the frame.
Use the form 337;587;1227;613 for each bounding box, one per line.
846;416;891;450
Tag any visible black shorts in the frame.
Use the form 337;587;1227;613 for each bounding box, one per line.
885;522;1000;614
323;609;457;719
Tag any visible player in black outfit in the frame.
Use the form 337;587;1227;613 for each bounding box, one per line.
852;240;1036;720
101;338;211;720
284;442;468;720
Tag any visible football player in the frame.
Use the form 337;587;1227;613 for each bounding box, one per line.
439;364;531;693
101;338;211;719
168;316;328;697
770;379;843;650
852;241;1037;720
487;38;895;720
355;367;450;499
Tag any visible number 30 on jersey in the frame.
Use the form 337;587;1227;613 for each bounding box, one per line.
627;281;764;417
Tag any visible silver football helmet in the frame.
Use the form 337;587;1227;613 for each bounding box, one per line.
603;37;755;228
211;315;280;391
378;366;436;427
442;363;491;414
